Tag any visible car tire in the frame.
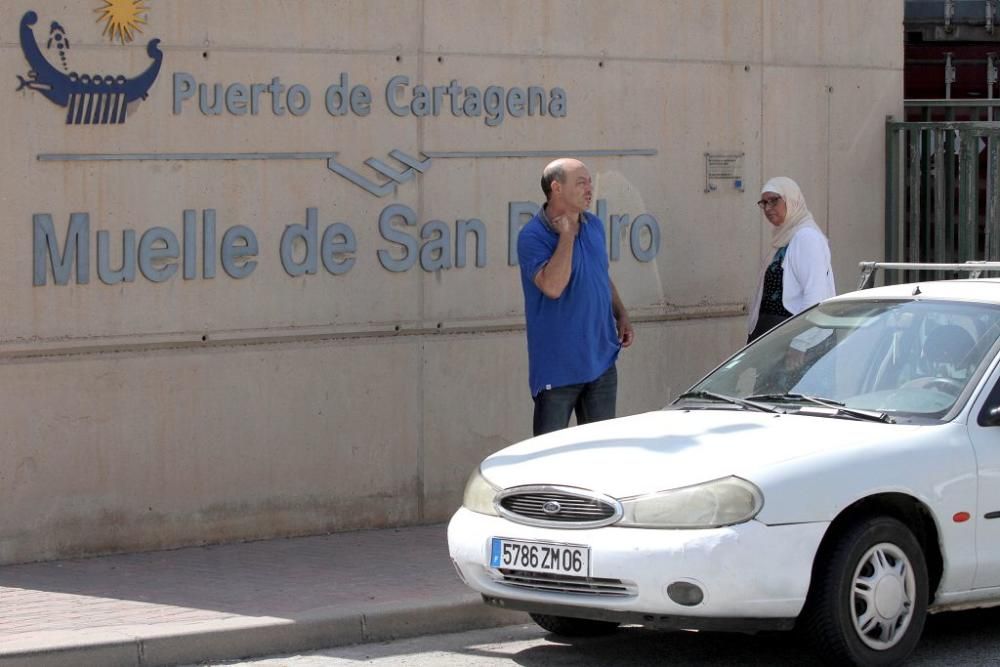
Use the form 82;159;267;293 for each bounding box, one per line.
801;516;928;666
529;612;620;637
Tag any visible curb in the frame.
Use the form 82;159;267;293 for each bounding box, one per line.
0;595;529;667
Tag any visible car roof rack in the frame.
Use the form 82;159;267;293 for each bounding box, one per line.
858;261;1000;290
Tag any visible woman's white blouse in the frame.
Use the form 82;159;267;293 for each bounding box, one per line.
780;225;836;315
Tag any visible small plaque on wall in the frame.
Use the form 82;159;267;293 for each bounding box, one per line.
704;152;744;192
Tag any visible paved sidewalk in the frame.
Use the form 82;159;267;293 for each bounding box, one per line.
0;524;526;667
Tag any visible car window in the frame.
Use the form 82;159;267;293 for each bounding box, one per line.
686;299;1000;420
977;378;1000;427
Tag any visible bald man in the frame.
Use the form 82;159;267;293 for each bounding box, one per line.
517;158;634;436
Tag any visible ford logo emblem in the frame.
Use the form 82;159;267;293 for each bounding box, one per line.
542;501;562;515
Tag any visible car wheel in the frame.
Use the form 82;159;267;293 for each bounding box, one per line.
802;516;928;666
529;612;620;637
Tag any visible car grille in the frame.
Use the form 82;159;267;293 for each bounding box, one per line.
496;487;622;528
496;568;636;597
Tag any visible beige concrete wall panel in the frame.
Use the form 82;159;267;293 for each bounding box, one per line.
0;2;423;52
760;65;830;255
827;69;903;294
173;1;420;52
763;0;827;66
420;334;530;520
597;165;668;311
424;1;761;63
617;316;745;414
817;2;905;70
649;63;763;309
0;340;422;562
417;157;529;324
764;1;903;69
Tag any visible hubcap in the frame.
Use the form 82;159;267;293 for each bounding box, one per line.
851;542;916;651
874;575;904;618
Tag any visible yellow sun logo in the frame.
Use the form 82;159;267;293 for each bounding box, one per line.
96;0;149;45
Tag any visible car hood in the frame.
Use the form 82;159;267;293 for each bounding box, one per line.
480;408;921;498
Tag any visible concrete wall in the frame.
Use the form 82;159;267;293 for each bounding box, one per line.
0;0;902;563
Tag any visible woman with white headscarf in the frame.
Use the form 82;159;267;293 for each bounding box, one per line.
746;177;836;343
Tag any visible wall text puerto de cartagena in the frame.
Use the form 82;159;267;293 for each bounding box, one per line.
173;72;567;126
32;201;661;286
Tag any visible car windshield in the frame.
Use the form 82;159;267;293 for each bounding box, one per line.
681;298;1000;421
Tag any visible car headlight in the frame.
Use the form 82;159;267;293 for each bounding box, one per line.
462;467;501;516
618;476;763;528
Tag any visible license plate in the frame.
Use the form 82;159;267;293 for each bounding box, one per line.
489;537;590;577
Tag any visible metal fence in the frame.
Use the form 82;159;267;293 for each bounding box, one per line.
885;115;1000;282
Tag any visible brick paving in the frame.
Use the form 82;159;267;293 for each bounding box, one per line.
0;524;524;666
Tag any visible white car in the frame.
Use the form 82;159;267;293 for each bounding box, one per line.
448;277;1000;667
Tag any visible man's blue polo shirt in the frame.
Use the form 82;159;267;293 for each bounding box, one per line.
517;206;620;397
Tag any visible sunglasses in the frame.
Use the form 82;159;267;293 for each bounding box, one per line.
756;196;783;210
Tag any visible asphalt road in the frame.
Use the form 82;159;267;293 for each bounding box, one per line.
204;606;1000;666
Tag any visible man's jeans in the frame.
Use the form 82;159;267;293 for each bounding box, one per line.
532;365;618;436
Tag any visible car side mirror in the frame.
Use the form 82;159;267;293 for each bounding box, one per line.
982;405;1000;427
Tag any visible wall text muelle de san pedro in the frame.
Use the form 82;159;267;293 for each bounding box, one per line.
32;201;661;285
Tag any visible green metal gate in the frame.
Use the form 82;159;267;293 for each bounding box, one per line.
885;117;1000;281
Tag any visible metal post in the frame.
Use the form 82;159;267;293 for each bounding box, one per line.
922;128;933;261
885;118;900;286
946;125;956;261
988;134;1000;259
958;130;980;261
934;128;947;276
858;263;879;290
989;53;998;122
945;52;956;99
908;129;923;283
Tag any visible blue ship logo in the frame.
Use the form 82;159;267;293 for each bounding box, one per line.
16;11;162;125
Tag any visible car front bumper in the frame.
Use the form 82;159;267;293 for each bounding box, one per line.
448;507;829;629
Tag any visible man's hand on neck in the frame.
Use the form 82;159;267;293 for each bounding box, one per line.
551;212;580;237
546;202;581;237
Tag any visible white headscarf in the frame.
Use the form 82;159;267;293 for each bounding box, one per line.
762;177;814;248
746;177;825;335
